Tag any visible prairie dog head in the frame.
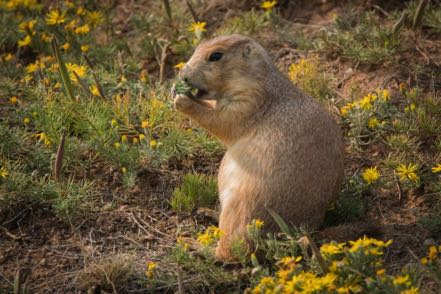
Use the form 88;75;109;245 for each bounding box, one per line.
179;35;272;104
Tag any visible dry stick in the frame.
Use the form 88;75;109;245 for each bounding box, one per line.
54;129;66;182
176;265;185;294
159;42;171;85
186;0;199;22
13;268;21;294
162;0;172;21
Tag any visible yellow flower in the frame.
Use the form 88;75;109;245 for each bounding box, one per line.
320;242;345;257
261;0;277;10
189;21;207;33
141;121;149;129
76;7;86;15
46;10;66;25
65;63;87;82
428;246;438;260
18;19;37;33
26;60;45;74
87;11;104;26
379;89;390;101
90;85;100;96
139;134;146;141
80;44;89;52
146;261;157;279
421;257;428;265
431;164;441;173
0;167;9;178
65;19;78;31
75;24;90;35
111;119;118;127
396;163;420;182
33;132;52;146
393;275;411;287
61;42;70;50
23;117;30;124
133;137;139;144
114;142;121;149
376;268;385;276
150;140;157;148
18;35;31;47
121;135;128;143
121;167;127;174
368;117;381;129
401;287;419;294
405;103;416;112
140;70;148;82
358;96;372;110
362;166;380;185
4;53;14;61
174;62;186;70
340;102;356;117
41;32;52;42
10;96;18;104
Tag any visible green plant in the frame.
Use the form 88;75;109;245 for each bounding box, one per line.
170;173;217;212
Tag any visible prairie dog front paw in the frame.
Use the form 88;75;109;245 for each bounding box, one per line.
174;94;195;112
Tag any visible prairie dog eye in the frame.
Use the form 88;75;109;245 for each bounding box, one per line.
208;52;223;62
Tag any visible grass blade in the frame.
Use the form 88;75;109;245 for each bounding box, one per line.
54;129;66;182
83;53;106;99
265;206;295;235
413;0;428;29
51;39;75;100
186;0;199;22
162;0;172;21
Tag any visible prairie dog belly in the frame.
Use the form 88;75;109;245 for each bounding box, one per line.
218;153;247;209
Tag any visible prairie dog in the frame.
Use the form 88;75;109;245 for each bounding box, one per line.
174;35;344;260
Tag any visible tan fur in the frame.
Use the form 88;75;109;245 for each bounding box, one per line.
174;35;345;261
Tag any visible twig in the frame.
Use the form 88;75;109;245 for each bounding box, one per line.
176;264;184;294
155;275;203;291
129;213;152;237
135;212;173;239
159;41;171;85
186;0;199;22
303;231;328;274
0;225;23;240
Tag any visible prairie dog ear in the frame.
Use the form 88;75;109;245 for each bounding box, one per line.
242;43;253;58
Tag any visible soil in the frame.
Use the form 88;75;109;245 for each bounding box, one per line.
1;0;440;292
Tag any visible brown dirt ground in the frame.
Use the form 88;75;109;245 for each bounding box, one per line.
1;0;441;292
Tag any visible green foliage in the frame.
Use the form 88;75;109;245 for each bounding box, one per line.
170;173;217;212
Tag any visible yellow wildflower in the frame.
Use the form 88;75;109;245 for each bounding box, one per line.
140;70;148;82
379;89;390;101
340;102;355;116
150;140;157;148
75;24;90;35
405;103;416;112
121;167;127;174
358;96;372;110
26;60;45;74
4;53;14;61
189;21;207;33
121;135;128;143
261;0;277;10
80;45;89;52
61;42;70;50
421;257;428;265
76;7;86;16
368;117;381;129
41;32;52;42
362;166;380;185
90;85;100;97
18;35;31;47
133;137;139;144
33;132;52;146
431;163;441;173
65;63;87;82
23;117;30;124
428;246;438;260
320;242;345;257
65;19;78;31
0;167;9;178
141;121;149;129
393;275;411;287
111;119;118;127
376;268;385;276
174;62;186;70
46;10;66;25
10;96;18;104
401;287;419;294
396;163;419;182
139;134;146;140
87;11;104;26
18;19;37;33
114;142;121;149
146;261;157;279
